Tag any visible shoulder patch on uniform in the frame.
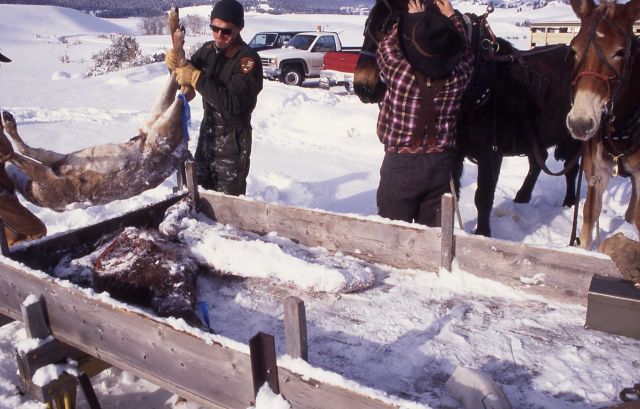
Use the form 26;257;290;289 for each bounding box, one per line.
240;57;256;74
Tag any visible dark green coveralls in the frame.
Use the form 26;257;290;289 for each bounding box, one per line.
190;36;263;195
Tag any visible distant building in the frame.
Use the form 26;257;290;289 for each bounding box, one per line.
339;5;371;15
530;20;640;48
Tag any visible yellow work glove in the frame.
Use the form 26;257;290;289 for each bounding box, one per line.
175;64;201;89
164;49;179;71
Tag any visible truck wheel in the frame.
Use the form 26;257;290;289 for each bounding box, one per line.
281;66;304;86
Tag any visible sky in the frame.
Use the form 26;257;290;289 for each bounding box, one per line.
0;2;638;409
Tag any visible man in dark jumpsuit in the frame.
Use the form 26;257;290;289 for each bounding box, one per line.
167;0;263;196
0;51;47;245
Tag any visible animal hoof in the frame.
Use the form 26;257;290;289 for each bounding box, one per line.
474;227;491;237
562;197;576;207
1;111;16;132
513;194;531;204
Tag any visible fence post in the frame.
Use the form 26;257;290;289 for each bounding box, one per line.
249;332;280;398
441;193;454;272
284;297;308;361
21;295;50;339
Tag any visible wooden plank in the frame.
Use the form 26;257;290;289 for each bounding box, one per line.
198;192;621;304
440;194;454;272
278;367;400;409
0;262;398;409
284;297;308;361
10;194;186;270
198;192;442;272
455;235;621;304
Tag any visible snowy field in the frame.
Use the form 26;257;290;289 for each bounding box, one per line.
0;2;638;409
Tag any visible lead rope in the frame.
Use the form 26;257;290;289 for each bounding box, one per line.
569;143;585;246
177;92;191;143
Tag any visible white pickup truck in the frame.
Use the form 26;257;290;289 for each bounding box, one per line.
259;31;358;86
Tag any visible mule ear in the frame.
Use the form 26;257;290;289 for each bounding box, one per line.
570;0;595;18
625;0;640;21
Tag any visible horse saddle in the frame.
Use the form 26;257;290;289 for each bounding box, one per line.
461;12;495;110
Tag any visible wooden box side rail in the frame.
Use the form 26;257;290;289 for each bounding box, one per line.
10;194;188;270
0;263;398;409
198;192;620;304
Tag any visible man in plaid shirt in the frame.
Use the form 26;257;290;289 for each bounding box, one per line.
376;0;473;227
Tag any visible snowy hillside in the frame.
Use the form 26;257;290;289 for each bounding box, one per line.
0;3;638;409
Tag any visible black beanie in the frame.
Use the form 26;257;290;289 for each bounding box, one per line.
211;0;244;27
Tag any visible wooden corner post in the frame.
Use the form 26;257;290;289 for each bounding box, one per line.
284;297;308;361
441;193;455;272
249;332;280;398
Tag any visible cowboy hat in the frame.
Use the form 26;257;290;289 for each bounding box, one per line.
400;11;462;79
0;52;11;63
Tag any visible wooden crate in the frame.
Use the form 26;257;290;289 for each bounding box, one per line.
585;274;640;340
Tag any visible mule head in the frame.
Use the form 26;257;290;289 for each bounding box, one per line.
566;0;640;141
353;0;405;104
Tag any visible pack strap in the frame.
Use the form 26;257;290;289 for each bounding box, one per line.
413;72;446;149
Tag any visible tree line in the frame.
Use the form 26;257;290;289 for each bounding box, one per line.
2;0;210;17
0;0;375;18
3;0;375;17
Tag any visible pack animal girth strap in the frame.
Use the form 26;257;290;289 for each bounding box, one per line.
413;72;446;149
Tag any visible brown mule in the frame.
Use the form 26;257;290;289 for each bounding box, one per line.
566;0;640;249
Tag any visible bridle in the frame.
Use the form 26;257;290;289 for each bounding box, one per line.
360;0;397;58
571;10;640;160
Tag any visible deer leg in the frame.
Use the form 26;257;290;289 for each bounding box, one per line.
169;6;194;100
1;112;66;166
142;75;181;134
142;7;191;133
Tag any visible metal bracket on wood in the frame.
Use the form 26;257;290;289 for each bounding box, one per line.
284;297;308;361
0;313;13;327
249;332;280;398
185;160;200;211
440;193;455;272
14;295;106;409
174;160;187;193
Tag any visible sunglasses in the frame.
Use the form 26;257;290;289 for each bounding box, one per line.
210;24;233;35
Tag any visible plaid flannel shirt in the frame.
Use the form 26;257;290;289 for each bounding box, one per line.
376;13;474;153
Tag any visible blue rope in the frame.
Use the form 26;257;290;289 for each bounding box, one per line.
177;93;191;143
197;301;211;329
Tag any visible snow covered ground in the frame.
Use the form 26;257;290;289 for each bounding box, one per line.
0;3;638;409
